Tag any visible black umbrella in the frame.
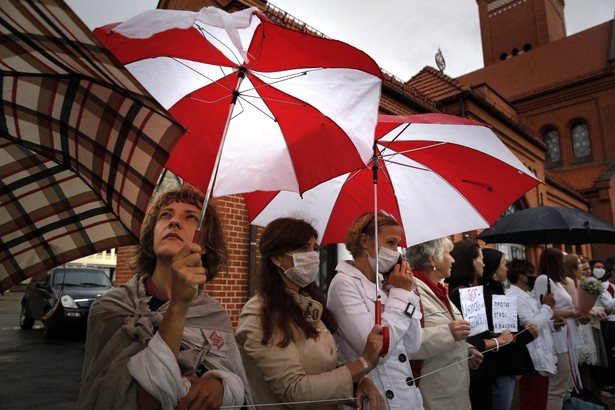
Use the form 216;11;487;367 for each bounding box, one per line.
477;206;615;245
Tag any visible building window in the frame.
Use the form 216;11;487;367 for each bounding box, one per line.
495;203;527;261
543;128;561;164
571;122;591;160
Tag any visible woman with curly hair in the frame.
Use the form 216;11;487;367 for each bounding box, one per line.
79;187;252;409
235;217;384;409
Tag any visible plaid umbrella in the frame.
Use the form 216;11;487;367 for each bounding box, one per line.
0;0;185;292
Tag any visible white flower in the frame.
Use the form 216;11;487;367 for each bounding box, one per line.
579;277;604;296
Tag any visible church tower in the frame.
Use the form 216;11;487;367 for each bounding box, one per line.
477;0;566;66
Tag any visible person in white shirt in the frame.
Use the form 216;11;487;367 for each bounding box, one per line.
506;259;555;410
327;211;424;410
593;259;615;397
533;248;584;410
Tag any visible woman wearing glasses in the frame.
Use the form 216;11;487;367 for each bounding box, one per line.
327;211;424;409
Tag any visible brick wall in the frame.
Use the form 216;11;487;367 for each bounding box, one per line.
204;194;253;327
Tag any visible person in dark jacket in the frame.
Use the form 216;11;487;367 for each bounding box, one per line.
480;249;537;410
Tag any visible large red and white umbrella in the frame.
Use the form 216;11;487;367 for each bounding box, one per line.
94;6;383;203
245;113;542;247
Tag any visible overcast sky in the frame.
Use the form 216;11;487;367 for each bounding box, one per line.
67;0;615;79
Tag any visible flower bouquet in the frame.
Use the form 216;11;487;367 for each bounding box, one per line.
577;277;603;315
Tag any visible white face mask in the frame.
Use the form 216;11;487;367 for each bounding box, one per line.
593;268;606;279
280;251;320;288
368;246;400;274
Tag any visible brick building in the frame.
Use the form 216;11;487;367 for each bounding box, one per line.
114;0;615;325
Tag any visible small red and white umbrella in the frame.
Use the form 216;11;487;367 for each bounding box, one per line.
95;6;383;202
245;113;542;247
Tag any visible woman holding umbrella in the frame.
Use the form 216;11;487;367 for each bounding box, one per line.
406;237;483;410
235;217;385;410
78;187;252;410
327;211;424;409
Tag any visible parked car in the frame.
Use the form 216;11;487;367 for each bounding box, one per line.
19;267;113;339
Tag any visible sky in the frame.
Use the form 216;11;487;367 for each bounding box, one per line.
67;0;615;79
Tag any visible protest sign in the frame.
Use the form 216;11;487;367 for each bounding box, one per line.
459;286;488;336
492;295;517;333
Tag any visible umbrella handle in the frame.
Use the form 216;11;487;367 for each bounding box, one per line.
374;299;390;356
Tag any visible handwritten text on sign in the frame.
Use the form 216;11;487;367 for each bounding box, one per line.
459;286;488;336
492;295;517;333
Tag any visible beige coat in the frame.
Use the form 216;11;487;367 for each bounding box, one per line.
235;293;353;409
412;278;471;410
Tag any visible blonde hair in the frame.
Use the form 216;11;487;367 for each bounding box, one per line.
345;211;400;258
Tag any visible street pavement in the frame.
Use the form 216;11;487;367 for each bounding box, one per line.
0;290;85;409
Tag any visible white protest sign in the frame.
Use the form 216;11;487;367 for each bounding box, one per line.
459;286;489;336
492;294;518;333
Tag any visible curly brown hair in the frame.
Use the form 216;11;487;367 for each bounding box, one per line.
130;187;228;280
345;211;400;258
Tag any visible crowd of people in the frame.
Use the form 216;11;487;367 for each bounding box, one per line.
76;186;615;410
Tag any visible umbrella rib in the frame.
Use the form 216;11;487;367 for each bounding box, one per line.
380;158;430;172
377;123;411;157
2;131;141;244
379;142;447;159
171;57;235;94
194;22;242;92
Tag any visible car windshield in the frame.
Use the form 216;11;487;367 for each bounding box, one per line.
52;270;112;288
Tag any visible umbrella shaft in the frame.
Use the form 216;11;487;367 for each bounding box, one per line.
197;73;246;232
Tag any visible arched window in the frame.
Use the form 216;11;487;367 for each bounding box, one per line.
571;122;591;160
543;128;561;164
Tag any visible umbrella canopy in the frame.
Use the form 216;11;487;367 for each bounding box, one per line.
0;0;185;292
477;205;615;245
94;6;383;198
245;113;541;247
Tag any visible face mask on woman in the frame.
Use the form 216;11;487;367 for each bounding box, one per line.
280;251;320;288
593;268;606;279
368;246;400;274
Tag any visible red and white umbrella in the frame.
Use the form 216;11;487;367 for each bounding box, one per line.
94;6;383;202
245;113;542;247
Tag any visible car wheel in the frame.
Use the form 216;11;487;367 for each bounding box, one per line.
43;309;61;340
19;303;35;330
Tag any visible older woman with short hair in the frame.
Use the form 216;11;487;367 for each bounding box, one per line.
407;237;482;410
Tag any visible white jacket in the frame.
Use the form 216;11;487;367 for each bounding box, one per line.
597;281;615;321
532;275;582;354
506;285;556;375
327;261;424;410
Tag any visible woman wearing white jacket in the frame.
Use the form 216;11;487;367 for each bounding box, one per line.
327;211;424;409
506;259;556;410
533;248;583;410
